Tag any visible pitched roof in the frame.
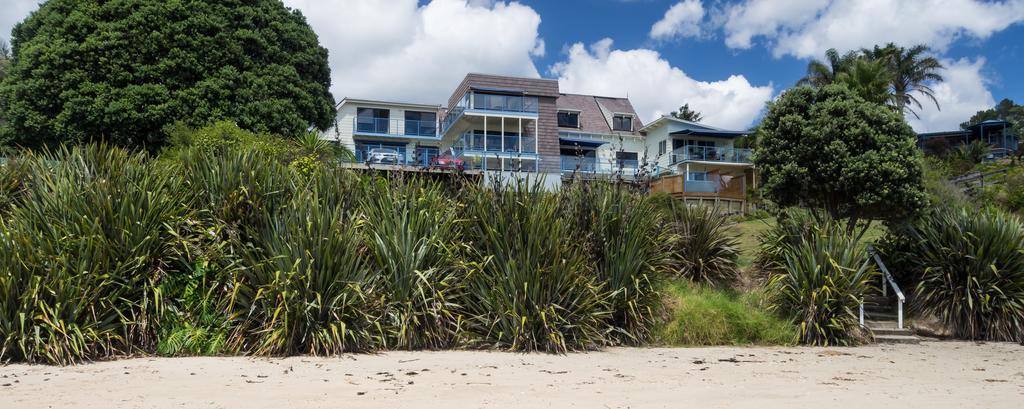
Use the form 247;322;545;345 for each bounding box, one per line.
555;93;643;135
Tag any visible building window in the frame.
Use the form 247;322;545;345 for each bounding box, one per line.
687;171;708;181
404;111;437;137
558;111;580;128
612;114;633;131
357;108;389;134
658;140;667;155
615;151;638;168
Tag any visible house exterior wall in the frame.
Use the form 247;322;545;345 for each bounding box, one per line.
324;100;442;164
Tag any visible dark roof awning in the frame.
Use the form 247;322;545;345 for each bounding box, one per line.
470;86;526;95
670;129;748;138
966;119;1011;130
918;130;970;138
559;137;609;148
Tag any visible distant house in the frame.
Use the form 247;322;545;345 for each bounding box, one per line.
918;119;1019;157
323;72;755;210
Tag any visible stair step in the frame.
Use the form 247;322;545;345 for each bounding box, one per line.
873;334;921;344
863;305;895;313
866;311;899;320
869;327;914;336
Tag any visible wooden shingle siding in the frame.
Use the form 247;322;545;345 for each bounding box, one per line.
536;96;560;173
446;73;560;109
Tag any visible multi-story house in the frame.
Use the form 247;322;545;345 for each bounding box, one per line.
323;73;755;210
918;119;1019;158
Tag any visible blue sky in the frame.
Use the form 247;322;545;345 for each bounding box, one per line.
3;0;1023;131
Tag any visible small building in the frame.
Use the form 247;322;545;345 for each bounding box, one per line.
918;119;1019;158
643;117;755;213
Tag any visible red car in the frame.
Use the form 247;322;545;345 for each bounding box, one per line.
430;148;465;170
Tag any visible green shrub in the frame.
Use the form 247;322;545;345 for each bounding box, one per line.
765;219;876;346
359;177;468;349
888;208;1024;341
227;183;379;355
462;178;610;352
0;145;189;364
657;281;796;346
560;181;668;344
666;202;740;286
754;209;818;272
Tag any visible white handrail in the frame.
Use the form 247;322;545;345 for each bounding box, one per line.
865;246;905;329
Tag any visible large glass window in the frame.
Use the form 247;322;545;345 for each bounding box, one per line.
469;92;539;113
612;114;633;131
404;111;437;137
615;151;639;168
356;108;390;134
558;111;580;128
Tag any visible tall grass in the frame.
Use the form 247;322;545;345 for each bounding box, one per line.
0;145;188;363
657;281;796;346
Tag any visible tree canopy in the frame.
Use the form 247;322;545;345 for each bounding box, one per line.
755;85;927;233
798;43;944;119
671;103;703;122
0;0;336;148
963;98;1023;135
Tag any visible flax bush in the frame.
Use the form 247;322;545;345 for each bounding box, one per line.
666;202;740;286
886;208;1024;342
0;145;189;363
463;178;611;352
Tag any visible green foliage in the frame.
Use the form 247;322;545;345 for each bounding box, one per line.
755;85;928;230
765;219;876;346
0;0;335;148
462;178;610;352
951;140;992;166
560;181;668;344
671;103;703;122
836;59;893;106
359;177;468;350
0;145;188;364
657;281;797;346
229;179;378;355
884;208;1024;342
665;202;740;286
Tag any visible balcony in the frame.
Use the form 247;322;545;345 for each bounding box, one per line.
650;174;747;200
469;93;539;114
457;132;538;156
560;156;639;175
354;118;439;139
671;146;752;164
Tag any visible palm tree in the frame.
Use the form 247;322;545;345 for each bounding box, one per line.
836;59;893;106
864;43;944;118
797;48;860;87
671;103;703;122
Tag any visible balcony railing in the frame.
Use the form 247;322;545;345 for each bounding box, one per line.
470;93;539;114
354;118;438;138
458;133;537;155
560;156;639;175
684;180;719;193
671;146;752;164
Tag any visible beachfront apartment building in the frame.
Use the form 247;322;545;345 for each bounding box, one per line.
323;73;755;209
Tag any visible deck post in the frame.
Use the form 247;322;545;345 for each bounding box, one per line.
501;117;505;171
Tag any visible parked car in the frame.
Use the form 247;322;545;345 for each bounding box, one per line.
430;148;465;170
367;148;401;164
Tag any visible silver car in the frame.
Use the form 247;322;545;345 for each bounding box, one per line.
367;148;401;164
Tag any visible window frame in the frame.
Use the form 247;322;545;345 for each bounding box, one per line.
557;110;581;128
612;114;633;132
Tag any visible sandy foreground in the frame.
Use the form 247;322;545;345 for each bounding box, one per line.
1;341;1022;409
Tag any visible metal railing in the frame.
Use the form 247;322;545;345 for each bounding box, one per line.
863;246;905;329
560;156;639;174
671;146;753;164
354;118;438;138
470;93;539;114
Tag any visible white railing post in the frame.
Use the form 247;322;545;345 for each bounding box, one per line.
898;299;904;329
859;303;865;327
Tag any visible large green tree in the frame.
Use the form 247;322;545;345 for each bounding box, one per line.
755;85;927;234
0;0;336;148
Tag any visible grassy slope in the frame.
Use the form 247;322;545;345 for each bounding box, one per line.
731;217;887;268
656;280;797;346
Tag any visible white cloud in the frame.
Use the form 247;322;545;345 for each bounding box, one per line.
650;0;706;41
0;0;40;42
284;0;544;104
723;0;1024;59
907;57;995;132
550;39;773;130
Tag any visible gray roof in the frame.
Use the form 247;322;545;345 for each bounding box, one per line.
555;93;643;135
